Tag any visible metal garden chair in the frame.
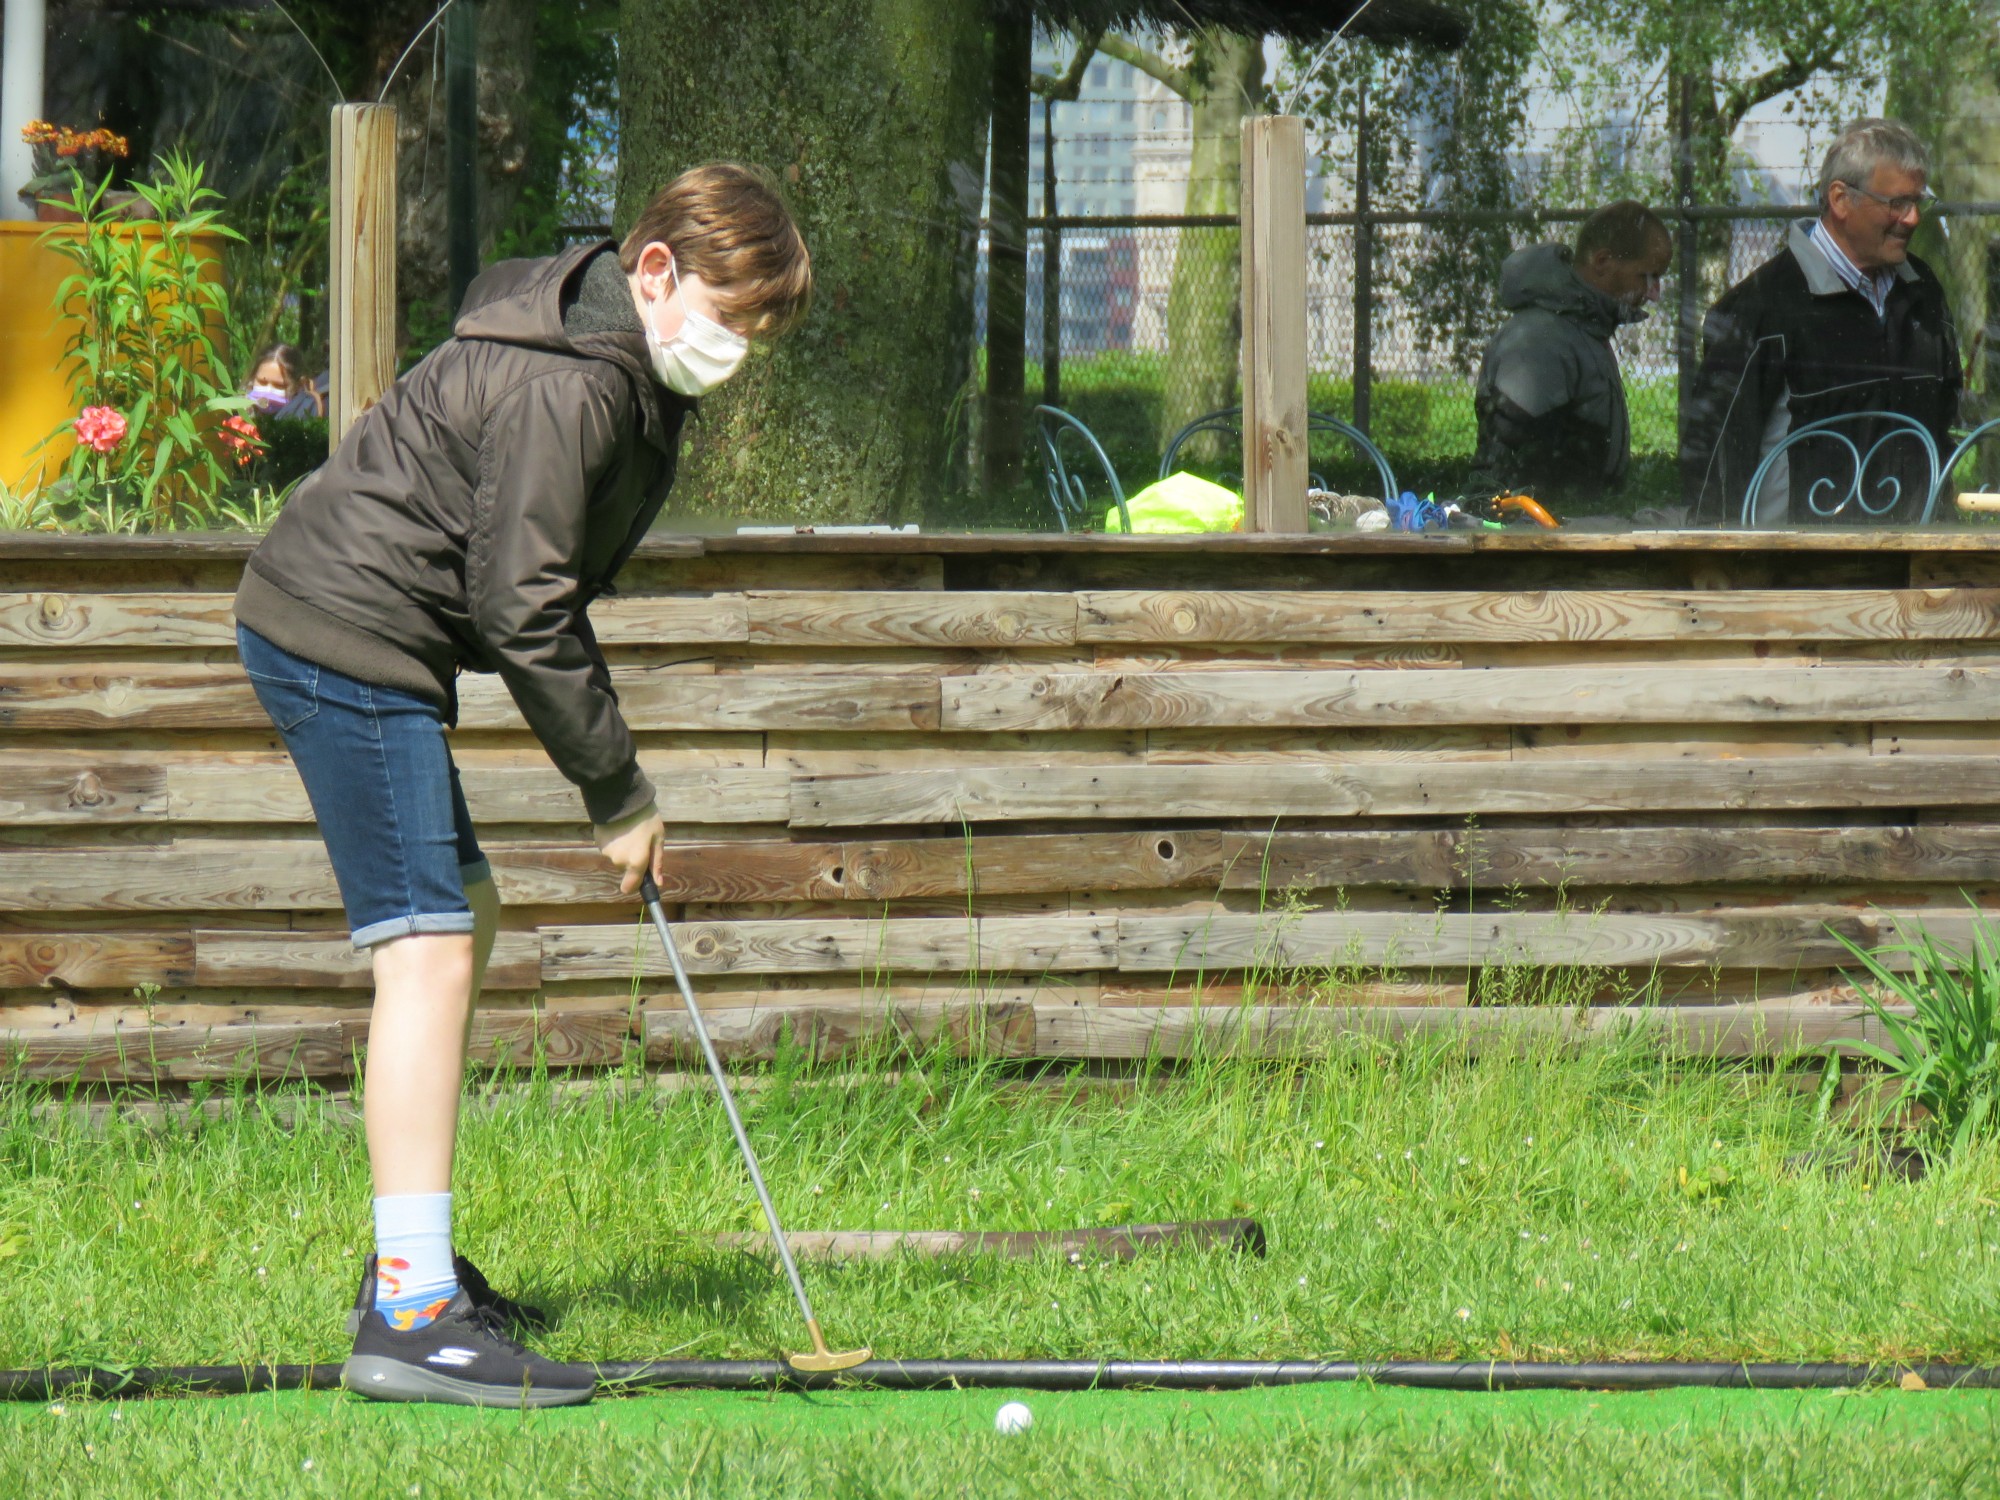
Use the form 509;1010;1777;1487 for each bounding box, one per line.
1738;411;1943;527
1936;416;2000;518
1159;407;1400;502
1034;404;1131;533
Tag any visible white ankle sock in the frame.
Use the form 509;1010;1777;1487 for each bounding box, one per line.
373;1192;458;1315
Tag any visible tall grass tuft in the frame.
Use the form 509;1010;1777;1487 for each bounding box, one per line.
1834;901;2000;1157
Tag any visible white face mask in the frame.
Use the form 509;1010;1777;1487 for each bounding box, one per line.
248;383;289;411
644;256;749;395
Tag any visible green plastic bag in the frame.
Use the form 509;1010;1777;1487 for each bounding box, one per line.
1105;471;1243;533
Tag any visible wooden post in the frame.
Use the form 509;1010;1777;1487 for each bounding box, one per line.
329;103;397;451
1240;114;1308;533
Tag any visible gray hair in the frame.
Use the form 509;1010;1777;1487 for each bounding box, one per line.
1817;118;1931;206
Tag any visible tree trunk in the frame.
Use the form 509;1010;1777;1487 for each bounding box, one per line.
1161;31;1263;458
389;0;539;346
983;13;1032;496
619;0;989;525
1892;59;1997;482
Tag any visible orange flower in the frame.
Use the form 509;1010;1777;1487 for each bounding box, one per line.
74;406;127;454
220;414;265;467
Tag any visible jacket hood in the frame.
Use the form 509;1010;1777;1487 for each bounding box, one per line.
453;241;685;450
1499;241;1645;338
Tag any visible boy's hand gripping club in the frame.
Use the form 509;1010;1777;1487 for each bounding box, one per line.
638;873;871;1374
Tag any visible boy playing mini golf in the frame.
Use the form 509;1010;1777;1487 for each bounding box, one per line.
233;164;811;1407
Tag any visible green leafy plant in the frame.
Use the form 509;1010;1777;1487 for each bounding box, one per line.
36;151;252;532
1832;902;2000;1156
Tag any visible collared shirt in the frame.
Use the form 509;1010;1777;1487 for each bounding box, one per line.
1805;218;1896;320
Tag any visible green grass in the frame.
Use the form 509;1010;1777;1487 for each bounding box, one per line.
8;1383;2000;1498
6;1033;2000;1493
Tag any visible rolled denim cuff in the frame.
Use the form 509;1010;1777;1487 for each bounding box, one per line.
351;911;479;951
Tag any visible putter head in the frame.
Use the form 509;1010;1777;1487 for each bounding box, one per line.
787;1344;872;1374
788;1319;871;1373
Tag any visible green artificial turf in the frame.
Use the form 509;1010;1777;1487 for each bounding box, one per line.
8;1384;2000;1498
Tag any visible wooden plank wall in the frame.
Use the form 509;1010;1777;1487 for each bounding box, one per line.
5;531;1999;1082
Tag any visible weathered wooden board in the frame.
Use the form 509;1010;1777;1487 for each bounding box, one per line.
192;930;542;989
1031;1002;1884;1061
644;996;1037;1063
790;755;2000;826
0;592;238;648
768;731;1143;773
0;665;269;729
746;591;1079;647
0;932;194;988
650;824;2000;903
0;663;936;734
470;1006;632;1068
941;666;2000;733
1074;588;2000;645
582;595;748;643
0;841;742;911
1144;726;1512;762
1114;909;1881;973
545;915;1115;979
0;760;169;823
1;1021;353;1080
165;758;790;826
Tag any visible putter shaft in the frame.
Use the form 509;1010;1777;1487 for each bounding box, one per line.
639;876;820;1334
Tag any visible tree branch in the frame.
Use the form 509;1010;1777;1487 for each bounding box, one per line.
1095;31;1193;100
1719;41;1841;135
1030;27;1103;101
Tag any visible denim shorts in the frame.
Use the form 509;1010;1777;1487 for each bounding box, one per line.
237;623;490;949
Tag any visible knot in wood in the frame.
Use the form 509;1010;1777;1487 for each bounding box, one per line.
67;771;108;808
36;594;74;632
1170;606;1198;634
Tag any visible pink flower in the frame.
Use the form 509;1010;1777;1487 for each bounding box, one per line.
74;405;127;454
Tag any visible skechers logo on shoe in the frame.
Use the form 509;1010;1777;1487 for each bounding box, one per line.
427;1348;479;1368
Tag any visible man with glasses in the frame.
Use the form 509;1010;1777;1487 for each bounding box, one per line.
1682;118;1961;525
1471;200;1671;510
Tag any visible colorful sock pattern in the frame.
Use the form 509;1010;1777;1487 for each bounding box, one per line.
373;1191;458;1331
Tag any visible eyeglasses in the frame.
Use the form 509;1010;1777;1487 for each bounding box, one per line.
1838;181;1936;217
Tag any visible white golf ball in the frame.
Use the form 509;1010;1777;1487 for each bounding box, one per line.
994;1401;1033;1435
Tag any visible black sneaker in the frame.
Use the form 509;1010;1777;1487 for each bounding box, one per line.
342;1288;594;1408
346;1252;549;1336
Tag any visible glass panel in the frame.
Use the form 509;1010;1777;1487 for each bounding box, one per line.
2;6;1987;535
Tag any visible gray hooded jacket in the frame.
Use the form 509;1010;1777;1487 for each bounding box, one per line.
235;241;693;826
1471;242;1643;507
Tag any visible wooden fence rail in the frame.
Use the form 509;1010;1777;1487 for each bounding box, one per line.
1;530;1995;1081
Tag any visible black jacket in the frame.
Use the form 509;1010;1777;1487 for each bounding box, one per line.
235;241;693;825
1681;220;1960;525
1470;242;1647;509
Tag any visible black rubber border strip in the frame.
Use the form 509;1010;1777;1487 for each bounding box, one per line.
7;1359;2000;1400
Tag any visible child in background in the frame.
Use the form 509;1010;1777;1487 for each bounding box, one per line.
244;342;325;422
232;165;811;1407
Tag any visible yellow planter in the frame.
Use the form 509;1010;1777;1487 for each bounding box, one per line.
0;221;229;493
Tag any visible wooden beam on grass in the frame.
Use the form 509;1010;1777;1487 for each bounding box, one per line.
329;103;398;449
1240;114;1309;534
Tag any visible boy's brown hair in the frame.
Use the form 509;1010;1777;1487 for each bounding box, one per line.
620;163;813;338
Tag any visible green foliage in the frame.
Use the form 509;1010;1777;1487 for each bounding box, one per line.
35;154;253;533
1286;5;1536;372
1833;903;2000;1157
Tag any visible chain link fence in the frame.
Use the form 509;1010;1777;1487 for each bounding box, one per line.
980;207;2000;510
